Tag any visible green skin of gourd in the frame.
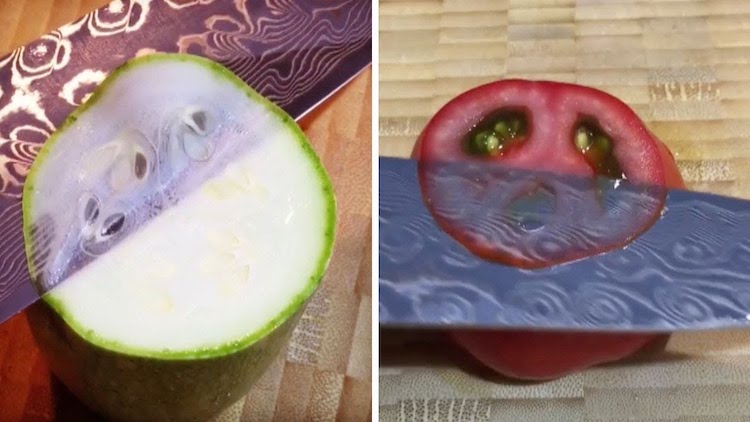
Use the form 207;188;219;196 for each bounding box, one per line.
23;54;335;422
27;302;301;422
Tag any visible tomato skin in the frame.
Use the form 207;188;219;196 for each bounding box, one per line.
412;80;686;381
448;330;655;381
655;138;685;191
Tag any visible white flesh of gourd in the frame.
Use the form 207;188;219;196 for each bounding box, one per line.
27;57;330;354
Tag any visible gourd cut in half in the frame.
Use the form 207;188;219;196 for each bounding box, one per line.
22;53;335;422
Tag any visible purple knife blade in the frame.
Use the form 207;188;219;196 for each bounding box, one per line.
380;156;750;332
0;0;371;324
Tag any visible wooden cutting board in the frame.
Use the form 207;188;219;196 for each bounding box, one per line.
380;0;750;421
0;1;372;421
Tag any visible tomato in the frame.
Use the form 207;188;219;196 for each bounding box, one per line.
448;330;658;381
412;80;685;381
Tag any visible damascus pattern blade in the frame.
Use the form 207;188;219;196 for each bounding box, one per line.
0;0;371;323
380;157;750;332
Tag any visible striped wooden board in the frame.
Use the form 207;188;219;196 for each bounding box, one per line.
0;1;372;421
380;0;750;420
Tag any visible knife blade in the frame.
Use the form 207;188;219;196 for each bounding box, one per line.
380;156;750;332
0;0;371;325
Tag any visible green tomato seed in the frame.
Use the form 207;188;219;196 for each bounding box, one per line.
509;118;521;136
472;130;491;152
486;134;500;153
494;121;511;139
572;120;625;179
595;134;612;154
466;110;527;157
574;127;592;151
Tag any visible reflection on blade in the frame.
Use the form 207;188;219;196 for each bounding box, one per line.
0;0;371;325
380;156;750;332
418;156;666;270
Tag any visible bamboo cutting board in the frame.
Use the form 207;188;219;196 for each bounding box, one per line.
0;1;372;421
380;0;750;420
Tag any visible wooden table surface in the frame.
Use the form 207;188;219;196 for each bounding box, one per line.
0;1;372;421
380;0;750;421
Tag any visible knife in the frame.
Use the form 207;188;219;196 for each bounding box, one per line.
0;0;371;324
380;156;750;332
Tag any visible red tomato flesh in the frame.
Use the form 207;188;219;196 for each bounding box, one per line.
412;80;685;381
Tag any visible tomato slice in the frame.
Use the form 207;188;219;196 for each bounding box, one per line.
414;80;683;269
412;80;685;381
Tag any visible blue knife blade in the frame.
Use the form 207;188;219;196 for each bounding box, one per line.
379;156;750;332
